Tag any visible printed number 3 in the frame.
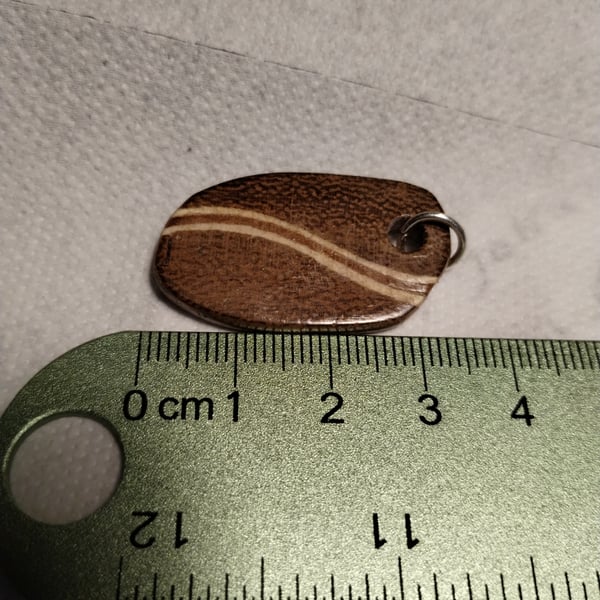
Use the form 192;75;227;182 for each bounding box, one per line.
418;393;442;425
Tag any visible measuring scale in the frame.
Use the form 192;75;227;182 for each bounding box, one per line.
0;333;598;600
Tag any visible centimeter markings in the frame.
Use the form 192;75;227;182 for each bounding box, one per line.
124;334;600;600
133;333;600;388
115;556;600;600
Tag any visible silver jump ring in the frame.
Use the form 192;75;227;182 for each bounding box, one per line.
398;212;466;267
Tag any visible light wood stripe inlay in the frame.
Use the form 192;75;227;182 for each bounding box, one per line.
172;207;437;286
162;220;431;305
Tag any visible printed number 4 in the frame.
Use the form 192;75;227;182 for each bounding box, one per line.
511;396;534;426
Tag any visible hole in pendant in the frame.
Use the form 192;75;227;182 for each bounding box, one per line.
8;415;123;525
388;216;426;253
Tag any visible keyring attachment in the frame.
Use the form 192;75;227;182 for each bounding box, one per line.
394;212;466;267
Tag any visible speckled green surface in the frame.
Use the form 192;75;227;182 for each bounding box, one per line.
0;333;598;600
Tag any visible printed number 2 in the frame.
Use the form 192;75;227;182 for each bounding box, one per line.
418;393;442;425
321;392;345;424
511;396;534;426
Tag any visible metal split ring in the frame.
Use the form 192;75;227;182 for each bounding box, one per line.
396;212;466;267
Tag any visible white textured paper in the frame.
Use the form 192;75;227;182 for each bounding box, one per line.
0;2;599;598
15;0;600;145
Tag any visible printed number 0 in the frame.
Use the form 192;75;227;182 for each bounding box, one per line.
418;393;442;426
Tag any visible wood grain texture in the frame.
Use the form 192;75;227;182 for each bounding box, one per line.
153;173;451;331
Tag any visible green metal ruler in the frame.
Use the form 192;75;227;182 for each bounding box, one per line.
0;332;599;600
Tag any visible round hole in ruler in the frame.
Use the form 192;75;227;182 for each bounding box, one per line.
8;415;123;525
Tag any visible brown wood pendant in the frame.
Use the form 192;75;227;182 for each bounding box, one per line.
153;173;452;331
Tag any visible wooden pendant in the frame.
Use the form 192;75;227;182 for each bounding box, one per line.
153;173;453;331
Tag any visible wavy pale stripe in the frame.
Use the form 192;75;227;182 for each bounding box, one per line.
173;206;437;286
162;221;430;305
